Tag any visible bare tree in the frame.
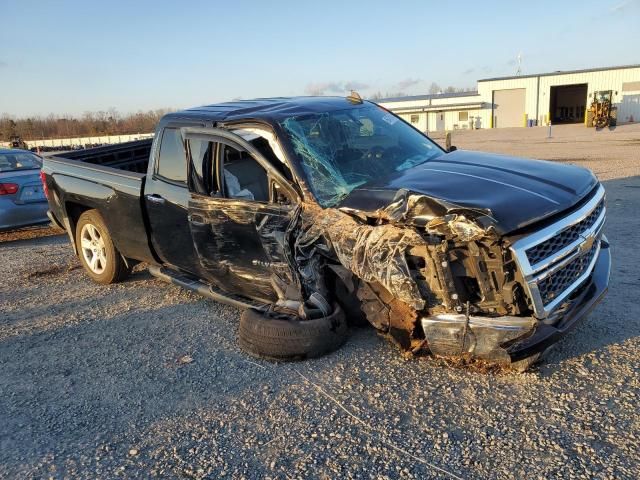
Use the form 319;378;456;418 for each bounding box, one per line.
428;82;441;94
0;118;17;140
0;108;173;141
367;91;408;101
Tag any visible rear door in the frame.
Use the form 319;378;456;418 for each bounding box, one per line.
183;127;299;302
144;124;203;274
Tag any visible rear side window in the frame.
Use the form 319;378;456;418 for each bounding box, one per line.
0;152;42;172
156;128;187;183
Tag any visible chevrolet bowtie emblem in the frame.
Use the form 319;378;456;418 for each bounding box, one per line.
578;234;596;254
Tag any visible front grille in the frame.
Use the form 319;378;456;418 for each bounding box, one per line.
510;185;606;318
537;242;598;305
526;200;604;265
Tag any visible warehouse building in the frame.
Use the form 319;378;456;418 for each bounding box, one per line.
378;64;640;131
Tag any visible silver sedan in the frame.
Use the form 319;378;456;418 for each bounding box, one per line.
0;148;49;231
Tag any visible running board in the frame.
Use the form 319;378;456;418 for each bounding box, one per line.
148;265;268;311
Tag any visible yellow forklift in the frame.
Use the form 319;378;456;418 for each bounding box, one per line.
9;135;28;149
586;90;617;128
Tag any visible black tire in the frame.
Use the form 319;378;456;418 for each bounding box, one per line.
595;116;608;129
239;304;348;361
75;210;130;284
509;352;542;372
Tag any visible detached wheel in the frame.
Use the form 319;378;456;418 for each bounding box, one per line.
75;210;130;284
239;305;348;361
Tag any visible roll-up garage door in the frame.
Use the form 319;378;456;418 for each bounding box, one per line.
492;88;525;128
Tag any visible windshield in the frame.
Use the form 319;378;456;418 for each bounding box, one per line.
0;152;42;172
280;103;442;206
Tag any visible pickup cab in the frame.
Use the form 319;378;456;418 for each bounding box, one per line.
41;96;610;368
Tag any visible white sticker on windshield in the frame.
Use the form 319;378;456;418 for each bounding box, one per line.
381;113;398;125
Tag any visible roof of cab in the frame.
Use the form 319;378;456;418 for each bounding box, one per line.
163;96;370;123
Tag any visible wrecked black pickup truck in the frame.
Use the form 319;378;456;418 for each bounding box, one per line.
41;96;610;369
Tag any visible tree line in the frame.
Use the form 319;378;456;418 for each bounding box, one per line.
1;86;476;141
0;108;173;141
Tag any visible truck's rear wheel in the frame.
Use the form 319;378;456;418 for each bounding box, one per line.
239;305;348;361
75;210;130;284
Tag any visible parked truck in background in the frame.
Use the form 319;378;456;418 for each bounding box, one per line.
40;96;611;369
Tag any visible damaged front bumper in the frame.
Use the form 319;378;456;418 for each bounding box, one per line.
420;238;611;364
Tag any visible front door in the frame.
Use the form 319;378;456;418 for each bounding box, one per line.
183;128;299;302
436;112;445;131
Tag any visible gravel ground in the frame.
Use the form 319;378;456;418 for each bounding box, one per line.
1;125;639;479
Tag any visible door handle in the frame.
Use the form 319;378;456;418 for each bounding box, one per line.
146;194;166;204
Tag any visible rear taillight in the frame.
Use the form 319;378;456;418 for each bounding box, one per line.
0;183;19;195
39;170;49;199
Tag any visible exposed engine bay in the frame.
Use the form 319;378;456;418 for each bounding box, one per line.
285;190;538;366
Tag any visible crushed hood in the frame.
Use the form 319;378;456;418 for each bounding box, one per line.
339;150;598;234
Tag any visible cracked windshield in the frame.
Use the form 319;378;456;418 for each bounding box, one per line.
281;104;442;206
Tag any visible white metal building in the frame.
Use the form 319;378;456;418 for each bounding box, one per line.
377;91;489;132
379;64;640;132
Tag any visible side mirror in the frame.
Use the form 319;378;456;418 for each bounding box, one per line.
449;145;457;152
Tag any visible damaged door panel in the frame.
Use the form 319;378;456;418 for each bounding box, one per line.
44;96;611;368
183;127;300;302
188;196;295;302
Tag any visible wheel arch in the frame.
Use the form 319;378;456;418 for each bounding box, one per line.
64;202;135;268
61;201;93;255
324;264;368;326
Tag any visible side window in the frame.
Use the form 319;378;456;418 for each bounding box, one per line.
157;128;187;183
188;139;214;195
221;144;269;202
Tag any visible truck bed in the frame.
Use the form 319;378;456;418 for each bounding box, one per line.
54;139;153;174
43;138;157;265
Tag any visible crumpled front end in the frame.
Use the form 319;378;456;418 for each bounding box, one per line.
289;188;537;365
288;183;609;367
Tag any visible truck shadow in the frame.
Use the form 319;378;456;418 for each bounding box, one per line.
537;175;640;371
0;295;385;478
0;300;250;472
0;225;65;245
